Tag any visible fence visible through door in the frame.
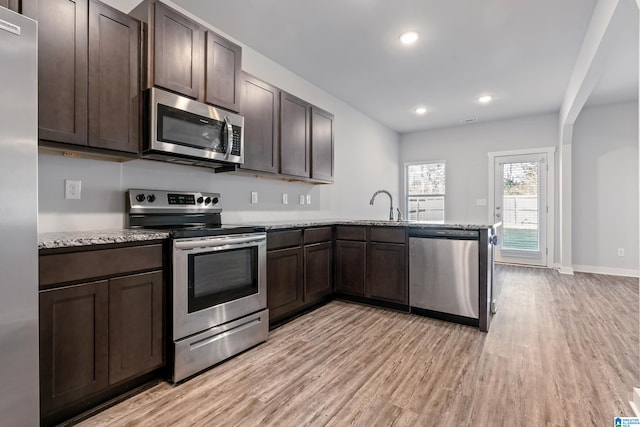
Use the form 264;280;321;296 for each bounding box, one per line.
494;153;548;266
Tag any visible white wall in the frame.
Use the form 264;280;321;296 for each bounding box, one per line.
400;113;559;224
38;2;400;232
572;101;639;275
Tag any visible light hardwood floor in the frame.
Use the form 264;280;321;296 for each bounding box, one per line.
77;266;638;426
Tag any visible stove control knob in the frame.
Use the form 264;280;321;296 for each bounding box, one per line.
147;194;156;203
204;197;212;204
212;197;219;205
197;196;204;204
135;193;145;202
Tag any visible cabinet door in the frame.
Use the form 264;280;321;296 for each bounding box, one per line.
204;31;241;112
311;106;334;182
304;241;333;304
267;247;303;323
88;0;140;153
368;242;407;304
24;0;88;146
39;281;109;416
280;92;310;178
109;271;164;385
240;73;280;174
335;240;366;297
153;1;203;99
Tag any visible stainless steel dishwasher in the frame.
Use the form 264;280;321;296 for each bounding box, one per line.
409;229;479;326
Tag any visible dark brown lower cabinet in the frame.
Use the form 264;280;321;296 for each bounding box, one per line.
304;241;333;303
267;246;304;323
39;281;109;416
108;271;164;385
335;240;366;297
367;242;407;304
39;257;164;425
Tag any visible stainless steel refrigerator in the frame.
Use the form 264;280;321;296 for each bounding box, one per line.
0;7;39;425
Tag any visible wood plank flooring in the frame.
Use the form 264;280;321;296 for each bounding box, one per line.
77;266;638;426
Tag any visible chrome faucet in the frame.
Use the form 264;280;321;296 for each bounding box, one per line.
369;190;395;221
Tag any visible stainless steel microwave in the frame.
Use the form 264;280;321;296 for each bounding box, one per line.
143;87;244;169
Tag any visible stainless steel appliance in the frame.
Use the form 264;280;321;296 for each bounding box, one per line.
128;189;268;383
143;87;244;170
409;229;480;326
0;8;39;425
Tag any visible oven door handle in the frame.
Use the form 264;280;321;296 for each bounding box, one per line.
174;234;265;251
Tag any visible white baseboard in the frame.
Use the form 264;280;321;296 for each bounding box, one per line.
630;387;640;416
572;264;640;278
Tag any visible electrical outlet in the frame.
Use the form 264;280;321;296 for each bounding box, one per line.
251;192;258;204
299;195;305;205
306;194;311;205
282;193;288;205
64;179;81;200
617;248;625;257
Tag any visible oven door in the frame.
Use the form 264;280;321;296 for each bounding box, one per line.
172;232;266;340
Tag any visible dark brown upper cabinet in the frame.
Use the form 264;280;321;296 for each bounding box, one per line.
137;1;242;112
280;91;311;178
23;0;88;146
240;72;280;174
23;0;140;155
204;31;242;112
151;1;203;99
88;0;140;153
311;106;334;182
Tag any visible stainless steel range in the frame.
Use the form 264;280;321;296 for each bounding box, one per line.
128;189;268;383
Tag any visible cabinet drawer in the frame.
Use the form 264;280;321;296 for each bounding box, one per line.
335;226;366;241
267;230;302;250
369;227;406;244
39;244;163;287
304;227;332;244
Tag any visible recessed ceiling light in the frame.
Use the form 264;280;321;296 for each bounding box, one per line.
415;106;427;115
478;95;493;104
399;31;420;45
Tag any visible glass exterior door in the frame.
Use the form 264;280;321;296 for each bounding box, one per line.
494;153;547;266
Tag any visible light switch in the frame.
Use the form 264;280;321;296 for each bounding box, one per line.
282;193;288;204
251;192;258;204
299;195;305;205
306;194;311;205
476;198;487;207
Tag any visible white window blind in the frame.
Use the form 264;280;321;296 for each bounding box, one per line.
406;162;445;222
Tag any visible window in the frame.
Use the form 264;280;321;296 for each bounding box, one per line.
406;162;445;222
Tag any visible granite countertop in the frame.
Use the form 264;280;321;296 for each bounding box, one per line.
261;219;501;231
39;221;501;249
38;229;170;250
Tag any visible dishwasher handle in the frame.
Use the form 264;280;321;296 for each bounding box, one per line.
409;228;479;240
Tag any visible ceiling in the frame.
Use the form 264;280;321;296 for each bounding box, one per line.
121;0;639;134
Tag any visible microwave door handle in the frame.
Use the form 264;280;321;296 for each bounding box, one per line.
223;116;233;160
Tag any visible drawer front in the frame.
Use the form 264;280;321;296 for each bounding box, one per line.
369;227;406;244
335;226;366;241
304;226;332;244
267;230;302;250
39;244;163;287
